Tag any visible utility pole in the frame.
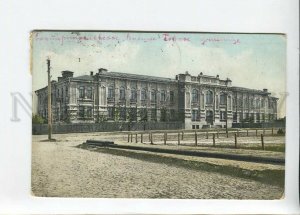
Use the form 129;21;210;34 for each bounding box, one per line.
225;79;228;137
47;58;52;140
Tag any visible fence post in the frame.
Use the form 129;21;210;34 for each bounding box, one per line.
261;134;265;150
181;131;184;140
164;133;166;145
141;133;143;143
256;129;258;136
195;131;198;146
213;133;215;147
206;131;208;139
150;132;153;145
135;133;138;143
178;132;180;145
226;130;229;138
127;133;130;142
131;133;133;143
234;133;237;148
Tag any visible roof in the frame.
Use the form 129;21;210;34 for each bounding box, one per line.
73;75;94;81
98;71;176;83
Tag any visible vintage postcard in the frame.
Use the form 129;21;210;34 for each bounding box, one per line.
31;31;286;199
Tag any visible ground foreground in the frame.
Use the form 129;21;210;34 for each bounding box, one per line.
32;132;284;199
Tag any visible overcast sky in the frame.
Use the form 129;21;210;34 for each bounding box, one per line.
32;31;286;117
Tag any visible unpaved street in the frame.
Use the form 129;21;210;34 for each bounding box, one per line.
32;133;284;199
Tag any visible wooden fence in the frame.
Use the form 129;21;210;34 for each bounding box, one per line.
125;128;285;150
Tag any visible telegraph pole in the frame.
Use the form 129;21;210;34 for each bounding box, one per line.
225;79;228;137
47;58;52;140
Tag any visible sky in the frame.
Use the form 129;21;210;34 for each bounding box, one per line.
31;31;286;117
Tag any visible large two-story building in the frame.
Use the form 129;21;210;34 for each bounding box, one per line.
35;68;278;129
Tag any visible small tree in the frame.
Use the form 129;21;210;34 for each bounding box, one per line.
32;114;46;124
138;108;148;130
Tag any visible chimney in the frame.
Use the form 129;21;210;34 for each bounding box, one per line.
98;68;108;73
216;74;219;78
90;71;94;76
62;70;74;79
263;88;268;92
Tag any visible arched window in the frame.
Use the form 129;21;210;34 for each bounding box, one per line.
238;98;243;108
151;89;156;102
141;88;147;100
131;87;137;101
79;86;85;98
250;98;254;109
108;85;114;99
256;99;260;109
87;87;92;99
206;90;213;104
160;90;166;101
119;86;125;100
220;93;226;105
192;89;198;102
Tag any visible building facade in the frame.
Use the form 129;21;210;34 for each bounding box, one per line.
35;69;278;129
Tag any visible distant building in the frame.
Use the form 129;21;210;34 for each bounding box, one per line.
35;69;278;129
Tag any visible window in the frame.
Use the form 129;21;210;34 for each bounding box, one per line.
160;108;167;121
139;108;148;121
131;88;137;101
151;89;156;102
238;98;243;108
78;106;84;117
108;85;114;99
245;97;249;107
141;88;147;100
86;107;92;118
170;109;175;121
86;87;92;99
160;90;166;101
220;93;226;105
261;98;265;108
220;111;226;121
239;112;243;121
256;113;260;122
206;90;213;104
128;108;137;121
107;107;114;120
250;98;254;109
151;109;157;121
79;86;85;98
191;110;199;121
256;99;260;109
233;112;237;122
119;86;125;100
245;113;249;121
120;107;126;121
170;91;174;103
192;89;198;103
250;113;254;122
